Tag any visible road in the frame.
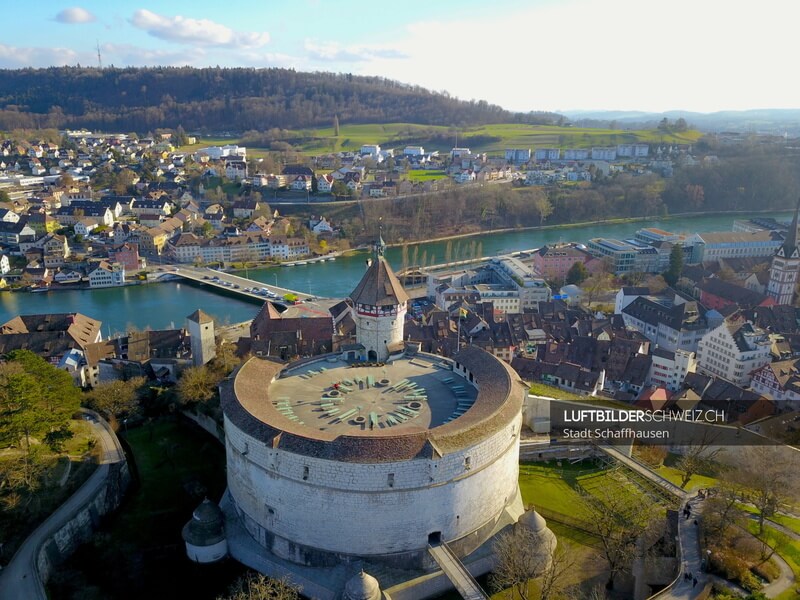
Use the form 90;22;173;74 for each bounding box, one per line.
0;410;124;600
172;265;316;302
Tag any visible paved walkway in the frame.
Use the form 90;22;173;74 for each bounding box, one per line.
428;543;488;600
599;446;794;599
0;410;124;600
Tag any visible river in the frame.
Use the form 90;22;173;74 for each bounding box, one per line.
0;211;791;334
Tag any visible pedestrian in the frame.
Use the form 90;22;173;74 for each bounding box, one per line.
692;576;698;588
694;519;698;526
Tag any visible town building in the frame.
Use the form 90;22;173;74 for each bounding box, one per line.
620;289;720;353
533;243;601;282
696;317;772;386
88;261;125;288
647;347;697;392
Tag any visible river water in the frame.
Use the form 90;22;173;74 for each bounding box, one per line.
1;211;790;334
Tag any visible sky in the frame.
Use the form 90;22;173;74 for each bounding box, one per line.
2;0;799;114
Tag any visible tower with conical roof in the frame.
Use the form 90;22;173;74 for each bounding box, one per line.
767;198;800;305
348;228;408;361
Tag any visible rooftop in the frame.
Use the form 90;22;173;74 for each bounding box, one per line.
256;354;477;436
222;346;523;462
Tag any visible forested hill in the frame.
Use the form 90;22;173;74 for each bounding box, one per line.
0;66;560;133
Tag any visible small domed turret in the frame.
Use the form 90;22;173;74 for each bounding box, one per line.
182;498;228;563
343;570;381;600
518;507;557;556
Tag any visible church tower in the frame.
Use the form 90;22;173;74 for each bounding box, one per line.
348;231;408;361
767;198;800;306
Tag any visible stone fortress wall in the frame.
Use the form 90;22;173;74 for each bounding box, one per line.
224;408;521;566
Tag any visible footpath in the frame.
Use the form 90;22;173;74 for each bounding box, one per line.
0;411;125;600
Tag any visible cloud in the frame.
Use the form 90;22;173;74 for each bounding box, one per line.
129;9;269;48
0;44;83;68
304;40;406;63
55;7;96;24
101;43;204;67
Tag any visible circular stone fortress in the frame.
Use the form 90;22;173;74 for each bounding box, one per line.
214;238;541;599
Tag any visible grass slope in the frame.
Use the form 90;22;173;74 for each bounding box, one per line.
182;123;703;156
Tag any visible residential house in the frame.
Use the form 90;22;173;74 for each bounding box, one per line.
130;199;171;217
139;227;170;254
225;159;247;181
316;174;334;193
0;218;37;247
697;278;777;311
290;175;312;191
0;208;20;223
309;216;334;235
270;237;309;260
88;261;125;288
0;312;102;366
74;218;98;236
108;242;142;273
250;301;336;359
750;359;800;410
55;204;114;227
232;200;261;219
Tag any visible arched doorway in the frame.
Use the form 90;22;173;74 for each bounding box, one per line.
368;350;378;361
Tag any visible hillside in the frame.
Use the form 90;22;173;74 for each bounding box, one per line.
0;66;560;133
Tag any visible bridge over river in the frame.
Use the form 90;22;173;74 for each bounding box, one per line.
171;265;318;303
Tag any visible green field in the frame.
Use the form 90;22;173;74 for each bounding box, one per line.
656;464;719;492
518;461;657;523
407;169;448;182
181;122;703;157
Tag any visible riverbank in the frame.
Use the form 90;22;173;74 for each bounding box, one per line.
1;210;792;332
384;207;794;248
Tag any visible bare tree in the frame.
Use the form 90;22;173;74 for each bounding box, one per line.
491;525;553;600
674;433;723;489
532;195;554;227
731;446;800;535
217;573;300;600
702;481;744;544
537;544;576;600
581;482;660;590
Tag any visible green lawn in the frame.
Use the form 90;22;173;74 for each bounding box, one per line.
746;521;800;600
736;502;800;537
189;123;702;156
518;461;657;524
0;419;99;565
407;169;448;182
655;464;719;493
527;382;634;409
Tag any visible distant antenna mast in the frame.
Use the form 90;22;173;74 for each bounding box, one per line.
96;40;102;69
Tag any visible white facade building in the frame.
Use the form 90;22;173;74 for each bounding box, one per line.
696;319;772;386
88;261;125;288
647;347;697;392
